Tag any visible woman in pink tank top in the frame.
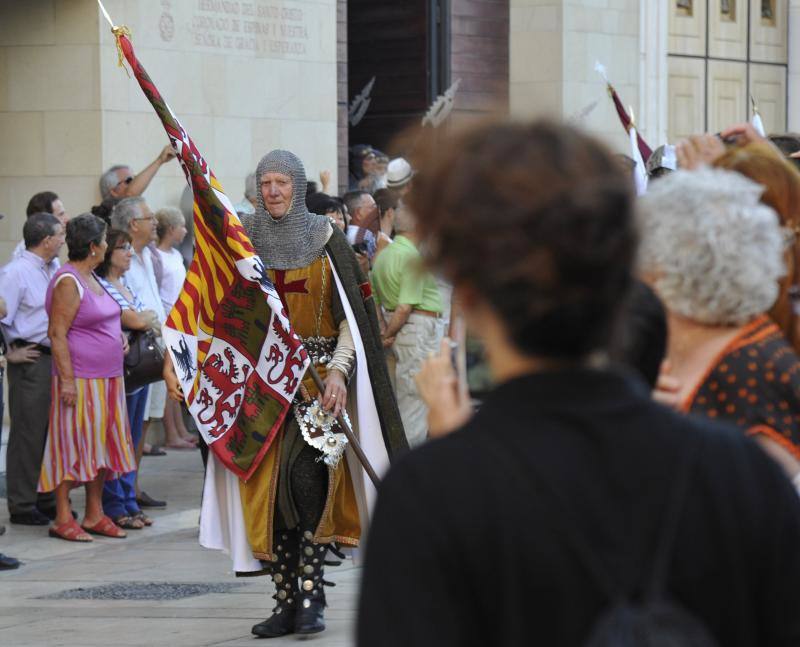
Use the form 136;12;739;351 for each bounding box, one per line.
38;214;135;542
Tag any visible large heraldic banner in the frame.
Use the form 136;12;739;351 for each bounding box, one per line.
115;30;310;481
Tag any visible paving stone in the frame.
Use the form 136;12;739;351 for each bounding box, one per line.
0;450;360;645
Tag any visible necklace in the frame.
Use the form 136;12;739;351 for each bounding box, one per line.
315;255;328;338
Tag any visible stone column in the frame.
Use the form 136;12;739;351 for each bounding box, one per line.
509;2;564;121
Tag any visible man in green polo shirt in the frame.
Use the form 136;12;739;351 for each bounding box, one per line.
371;205;445;447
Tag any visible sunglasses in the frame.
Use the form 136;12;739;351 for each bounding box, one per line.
114;243;133;251
117;176;134;187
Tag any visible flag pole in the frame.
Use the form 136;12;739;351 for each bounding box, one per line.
100;0;382;489
306;365;381;488
97;0;114;28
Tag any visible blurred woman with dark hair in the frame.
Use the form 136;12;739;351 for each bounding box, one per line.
39;214;135;542
357;121;800;647
96;229;161;529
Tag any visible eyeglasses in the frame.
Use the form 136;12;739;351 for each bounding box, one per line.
114;243;133;251
117;176;133;187
134;215;155;221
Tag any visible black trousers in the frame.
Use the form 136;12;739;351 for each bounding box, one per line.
7;356;55;514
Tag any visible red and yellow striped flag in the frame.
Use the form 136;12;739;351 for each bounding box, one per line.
115;30;309;480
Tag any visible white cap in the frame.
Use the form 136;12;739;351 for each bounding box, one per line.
386;157;414;188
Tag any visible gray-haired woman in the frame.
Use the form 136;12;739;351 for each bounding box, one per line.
638;167;800;486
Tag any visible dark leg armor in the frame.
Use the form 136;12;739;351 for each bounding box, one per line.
290;444;330;634
295;529;328;634
251;529;299;638
254;443;333;637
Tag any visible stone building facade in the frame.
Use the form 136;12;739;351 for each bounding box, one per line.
1;1;800;260
510;0;799;157
667;0;791;140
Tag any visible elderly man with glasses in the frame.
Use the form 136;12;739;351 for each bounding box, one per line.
92;146;177;223
99;145;177;202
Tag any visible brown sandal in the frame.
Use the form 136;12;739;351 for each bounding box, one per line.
49;519;93;542
82;515;127;538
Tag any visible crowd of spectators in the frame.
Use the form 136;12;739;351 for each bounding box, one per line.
298;145;450;450
0;138;444;560
3;119;800;647
0;149;188;560
358;119;800;647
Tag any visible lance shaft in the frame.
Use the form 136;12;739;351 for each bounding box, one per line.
306;363;381;488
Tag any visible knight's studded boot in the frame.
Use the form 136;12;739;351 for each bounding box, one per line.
294;529;328;635
252;529;300;638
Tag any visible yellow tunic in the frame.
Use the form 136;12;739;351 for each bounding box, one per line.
238;256;361;561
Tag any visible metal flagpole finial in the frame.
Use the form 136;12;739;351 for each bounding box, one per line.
97;0;114;28
628;105;636;130
594;60;613;98
750;94;759;114
594;60;609;84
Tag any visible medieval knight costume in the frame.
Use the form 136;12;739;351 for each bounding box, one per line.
198;150;406;638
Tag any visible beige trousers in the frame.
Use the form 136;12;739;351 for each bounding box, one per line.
392;313;445;448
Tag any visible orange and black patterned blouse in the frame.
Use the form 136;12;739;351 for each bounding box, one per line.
684;315;800;460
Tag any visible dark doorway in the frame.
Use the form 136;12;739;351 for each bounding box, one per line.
347;0;450;155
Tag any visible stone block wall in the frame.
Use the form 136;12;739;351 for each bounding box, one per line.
0;0;341;258
509;0;655;155
0;0;101;261
668;0;790;141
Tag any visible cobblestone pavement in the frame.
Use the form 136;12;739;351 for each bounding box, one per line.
0;448;359;647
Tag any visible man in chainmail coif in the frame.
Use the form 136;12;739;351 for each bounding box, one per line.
201;149;406;638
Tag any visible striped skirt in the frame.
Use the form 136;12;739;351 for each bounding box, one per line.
39;375;136;493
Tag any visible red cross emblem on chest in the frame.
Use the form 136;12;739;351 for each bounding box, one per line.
271;270;309;311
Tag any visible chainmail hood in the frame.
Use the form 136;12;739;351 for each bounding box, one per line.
240;149;331;269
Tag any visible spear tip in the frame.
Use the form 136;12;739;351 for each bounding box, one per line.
97;0;115;29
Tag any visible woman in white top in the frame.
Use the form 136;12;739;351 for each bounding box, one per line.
155;207;196;449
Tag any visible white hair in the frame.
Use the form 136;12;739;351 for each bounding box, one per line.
637;167;786;326
99;164;129;199
155;206;185;240
110;196;145;232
